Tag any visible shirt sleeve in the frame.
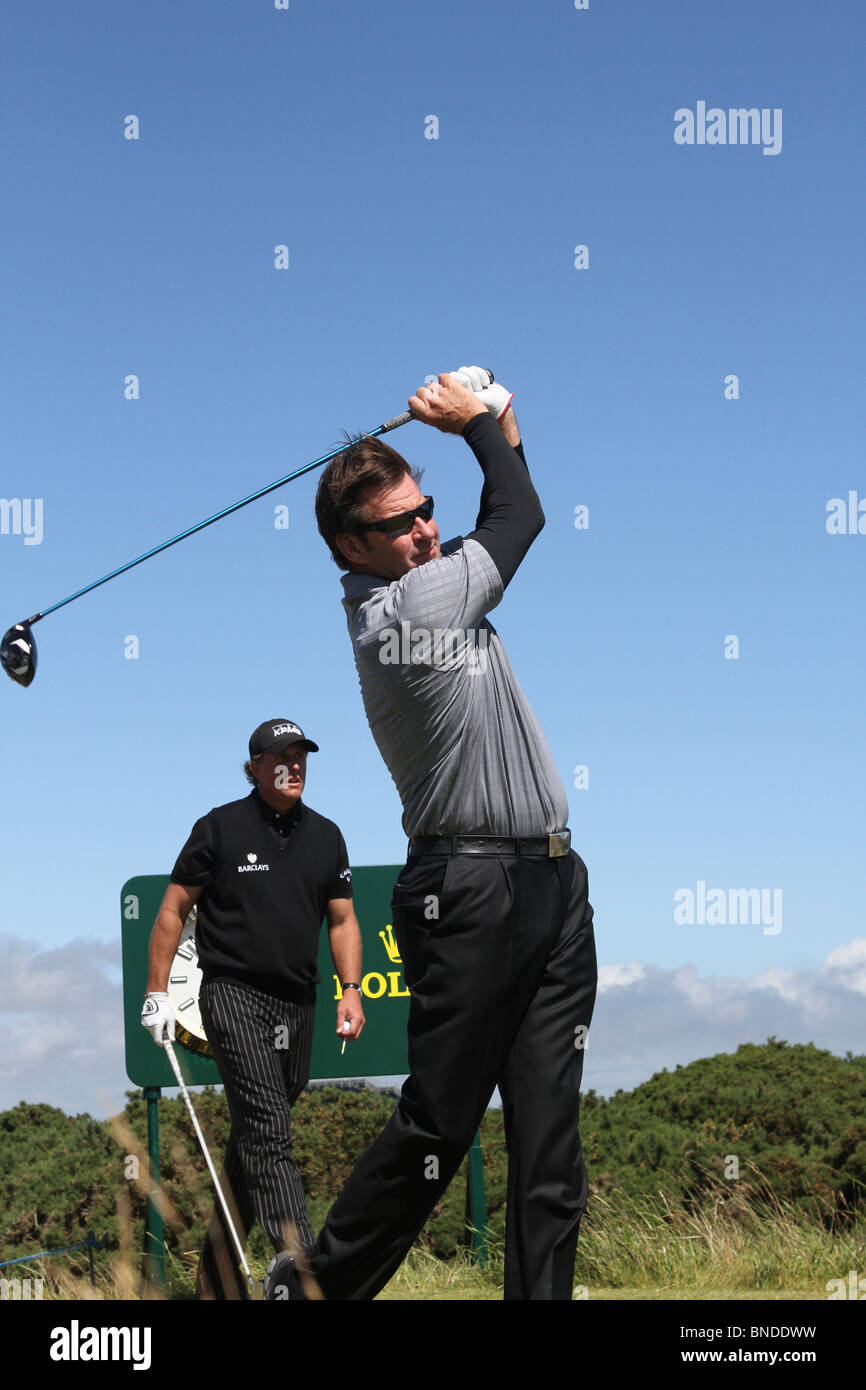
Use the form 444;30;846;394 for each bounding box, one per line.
462;411;545;588
169;814;217;887
327;829;354;900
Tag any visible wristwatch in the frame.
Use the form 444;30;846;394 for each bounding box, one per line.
341;982;361;992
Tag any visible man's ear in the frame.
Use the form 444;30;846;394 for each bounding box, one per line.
336;531;368;567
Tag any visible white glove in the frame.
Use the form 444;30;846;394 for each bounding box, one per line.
448;365;514;421
141;992;176;1047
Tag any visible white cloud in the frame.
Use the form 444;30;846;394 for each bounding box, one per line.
0;936;129;1116
585;938;866;1093
822;938;866;995
598;962;646;990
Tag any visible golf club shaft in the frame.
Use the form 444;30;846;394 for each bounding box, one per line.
29;409;414;625
163;1038;254;1292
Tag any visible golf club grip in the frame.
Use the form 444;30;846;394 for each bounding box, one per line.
379;373;493;434
378;410;414;433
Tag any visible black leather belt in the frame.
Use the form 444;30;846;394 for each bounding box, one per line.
408;830;571;859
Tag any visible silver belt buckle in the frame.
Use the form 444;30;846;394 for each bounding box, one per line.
548;831;571;858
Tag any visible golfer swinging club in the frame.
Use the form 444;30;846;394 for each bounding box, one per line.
266;365;598;1301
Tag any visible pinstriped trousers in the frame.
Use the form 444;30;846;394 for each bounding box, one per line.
197;979;315;1299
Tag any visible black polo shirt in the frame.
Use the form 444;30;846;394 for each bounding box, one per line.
170;789;353;1005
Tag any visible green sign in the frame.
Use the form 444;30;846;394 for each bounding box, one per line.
121;867;409;1088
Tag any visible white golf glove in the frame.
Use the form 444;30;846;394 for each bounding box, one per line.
141;992;176;1047
448;364;514;421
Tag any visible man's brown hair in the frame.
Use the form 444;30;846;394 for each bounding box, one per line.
315;433;423;569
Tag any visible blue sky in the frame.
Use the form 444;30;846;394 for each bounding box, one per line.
1;0;864;1116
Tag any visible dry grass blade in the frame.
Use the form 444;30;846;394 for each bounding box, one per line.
281;1220;325;1301
107;1112;185;1239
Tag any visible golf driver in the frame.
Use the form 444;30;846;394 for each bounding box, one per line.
1;404;417;688
163;1037;256;1298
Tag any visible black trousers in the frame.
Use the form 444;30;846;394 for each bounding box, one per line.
197;979;316;1299
309;848;598;1300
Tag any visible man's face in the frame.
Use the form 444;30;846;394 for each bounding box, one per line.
337;475;441;581
254;743;307;811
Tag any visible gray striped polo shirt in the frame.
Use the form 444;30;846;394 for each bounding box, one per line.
341;535;569;838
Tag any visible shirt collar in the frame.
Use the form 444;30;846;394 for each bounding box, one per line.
251;788;303;829
339;536;465;602
341;571;389;600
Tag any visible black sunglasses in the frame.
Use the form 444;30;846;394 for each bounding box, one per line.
355;496;435;539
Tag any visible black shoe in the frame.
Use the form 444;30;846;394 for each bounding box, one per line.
264;1251;308;1301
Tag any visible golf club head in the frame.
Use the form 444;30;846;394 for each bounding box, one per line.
1;622;38;687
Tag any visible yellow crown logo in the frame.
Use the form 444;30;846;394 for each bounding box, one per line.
379;923;402;964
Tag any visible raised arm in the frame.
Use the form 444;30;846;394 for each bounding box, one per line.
409;371;544;588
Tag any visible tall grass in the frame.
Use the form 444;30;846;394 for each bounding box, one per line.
25;1162;865;1300
577;1164;866;1294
